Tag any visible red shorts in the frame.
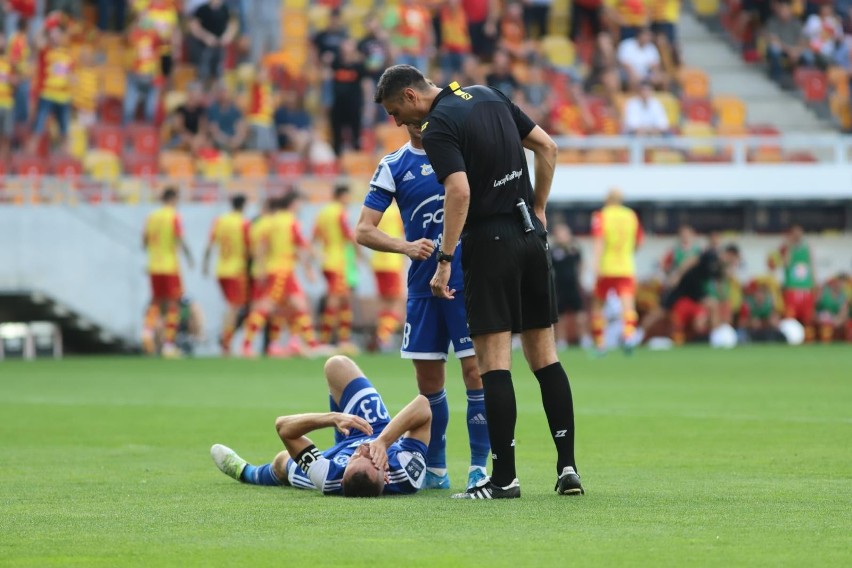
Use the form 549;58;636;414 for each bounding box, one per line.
150;273;182;302
218;276;247;306
323;270;349;296
783;289;815;323
375;271;402;299
594;276;636;301
671;297;708;327
267;271;303;303
251;277;267;301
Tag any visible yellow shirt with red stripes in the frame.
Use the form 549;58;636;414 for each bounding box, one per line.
39;46;74;104
591;204;644;277
144;206;183;275
265;210;307;275
314;202;352;273
0;59;14;109
209;211;249;278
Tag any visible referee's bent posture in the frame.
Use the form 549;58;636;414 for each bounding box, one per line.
374;65;583;499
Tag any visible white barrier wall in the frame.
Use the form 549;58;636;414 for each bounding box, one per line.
1;203;851;347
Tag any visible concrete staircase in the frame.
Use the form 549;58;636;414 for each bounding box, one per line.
679;11;835;134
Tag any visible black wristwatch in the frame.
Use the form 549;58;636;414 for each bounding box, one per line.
436;249;454;263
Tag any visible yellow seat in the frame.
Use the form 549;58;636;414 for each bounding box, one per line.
84;150;121;182
160;151;195;179
692;0;720;17
99;65;126;98
655;92;682;127
68;121;88;160
680;68;710;100
713;95;747;128
647;149;685;164
198;153;232;181
682;121;716;157
828;66;850;98
376;123;410;155
233;152;269;178
172;65;197;92
341;150;376;177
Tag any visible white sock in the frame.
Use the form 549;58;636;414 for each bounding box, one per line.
427;467;447;476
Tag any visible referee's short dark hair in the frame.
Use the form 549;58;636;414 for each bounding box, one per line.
374;65;430;104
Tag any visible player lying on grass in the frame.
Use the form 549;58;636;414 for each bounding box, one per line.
211;355;431;497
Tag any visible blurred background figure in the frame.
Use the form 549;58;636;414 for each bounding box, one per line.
550;221;589;350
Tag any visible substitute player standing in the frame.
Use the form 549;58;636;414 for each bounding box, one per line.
369;203;406;352
356;124;490;490
202;194;250;355
374;65;582;499
769;225;817;341
142;187;193;357
314;185;358;352
590;188;643;354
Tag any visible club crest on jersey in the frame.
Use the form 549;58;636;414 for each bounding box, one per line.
420;164;433;176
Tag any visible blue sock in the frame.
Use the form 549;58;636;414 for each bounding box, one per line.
467;388;490;468
240;463;281;486
425;390;448;471
329;393;344;444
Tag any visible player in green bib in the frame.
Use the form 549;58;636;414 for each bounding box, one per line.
740;280;781;341
815;279;848;343
769;226;816;339
662;225;703;288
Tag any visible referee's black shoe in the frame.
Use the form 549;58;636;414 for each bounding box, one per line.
451;476;521;499
555;467;585;495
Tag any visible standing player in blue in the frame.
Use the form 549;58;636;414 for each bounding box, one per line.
210;355;431;497
355;124;490;490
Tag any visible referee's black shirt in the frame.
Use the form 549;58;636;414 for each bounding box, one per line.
421;82;536;226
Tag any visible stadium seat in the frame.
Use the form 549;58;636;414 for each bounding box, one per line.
126;123;160;156
693;0;720;16
12;154;47;177
272;152;306;177
679;68;710;99
98;97;124;125
187;180;222;202
159;151;195;179
785;151;818;163
794;68;828;103
232;152;270;178
68;121;88;160
829;92;852;130
84;150;122;181
91;125;124;155
748;148;783;163
541;35;576;70
124;154;159;177
99;65;127;99
827;66;850;98
312;160;340;177
681;98;714;123
375;122;410;154
172;65;197;93
646;148;686;164
681;121;717;159
656;92;682;127
557;149;583;164
50;155;83;178
340;151;375;176
713;96;747;128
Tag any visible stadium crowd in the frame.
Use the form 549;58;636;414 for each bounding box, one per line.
142;187;852;358
2;0;827;178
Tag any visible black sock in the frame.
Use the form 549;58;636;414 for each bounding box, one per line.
534;362;577;475
481;369;517;487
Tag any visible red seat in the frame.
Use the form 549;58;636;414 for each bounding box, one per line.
311;160;339;176
123;154;159;177
98;96;123;125
91;125;124;155
795;69;828;102
272;153;306;177
681;98;714;123
126;123;160;156
50;155;83;177
12;153;47;177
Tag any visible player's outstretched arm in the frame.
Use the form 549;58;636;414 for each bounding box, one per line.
355;206;434;261
368;395;431;471
523;126;558;228
276;412;374;457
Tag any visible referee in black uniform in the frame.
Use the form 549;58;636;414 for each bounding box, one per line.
374;65;583;499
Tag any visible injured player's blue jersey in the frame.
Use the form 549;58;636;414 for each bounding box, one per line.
363;142;463;299
286;435;427;495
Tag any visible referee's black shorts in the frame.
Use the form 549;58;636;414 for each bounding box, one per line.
460;214;558;336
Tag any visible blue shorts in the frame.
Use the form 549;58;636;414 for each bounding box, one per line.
333;376;392;431
401;295;475;360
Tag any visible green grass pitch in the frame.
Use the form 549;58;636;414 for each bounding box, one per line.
1;346;850;567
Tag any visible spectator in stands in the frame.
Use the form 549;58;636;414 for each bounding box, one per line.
171;82;209;153
552;80;594;135
523;0;551;39
833;33;852;112
7;17;29;124
765;0;815;87
190;0;239;86
803;3;844;65
329;38;370;157
359;13;392;85
517;62;552;127
464;0;499;60
622;80;670;135
274;90;313;156
98;0;127;31
312;8;348;111
244;0;281;65
138;0;181;88
48;0;81;19
0;33;15;158
207;83;246;152
486;49;520;98
123;15;162;125
246;66;276;153
651;0;680;53
618;26;664;90
31;21;73;153
499;1;529;61
459;52;486;85
585;31;618;93
439;0;471;85
606;0;651;41
73;47;97;128
571;0;603;42
385;0;434;73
